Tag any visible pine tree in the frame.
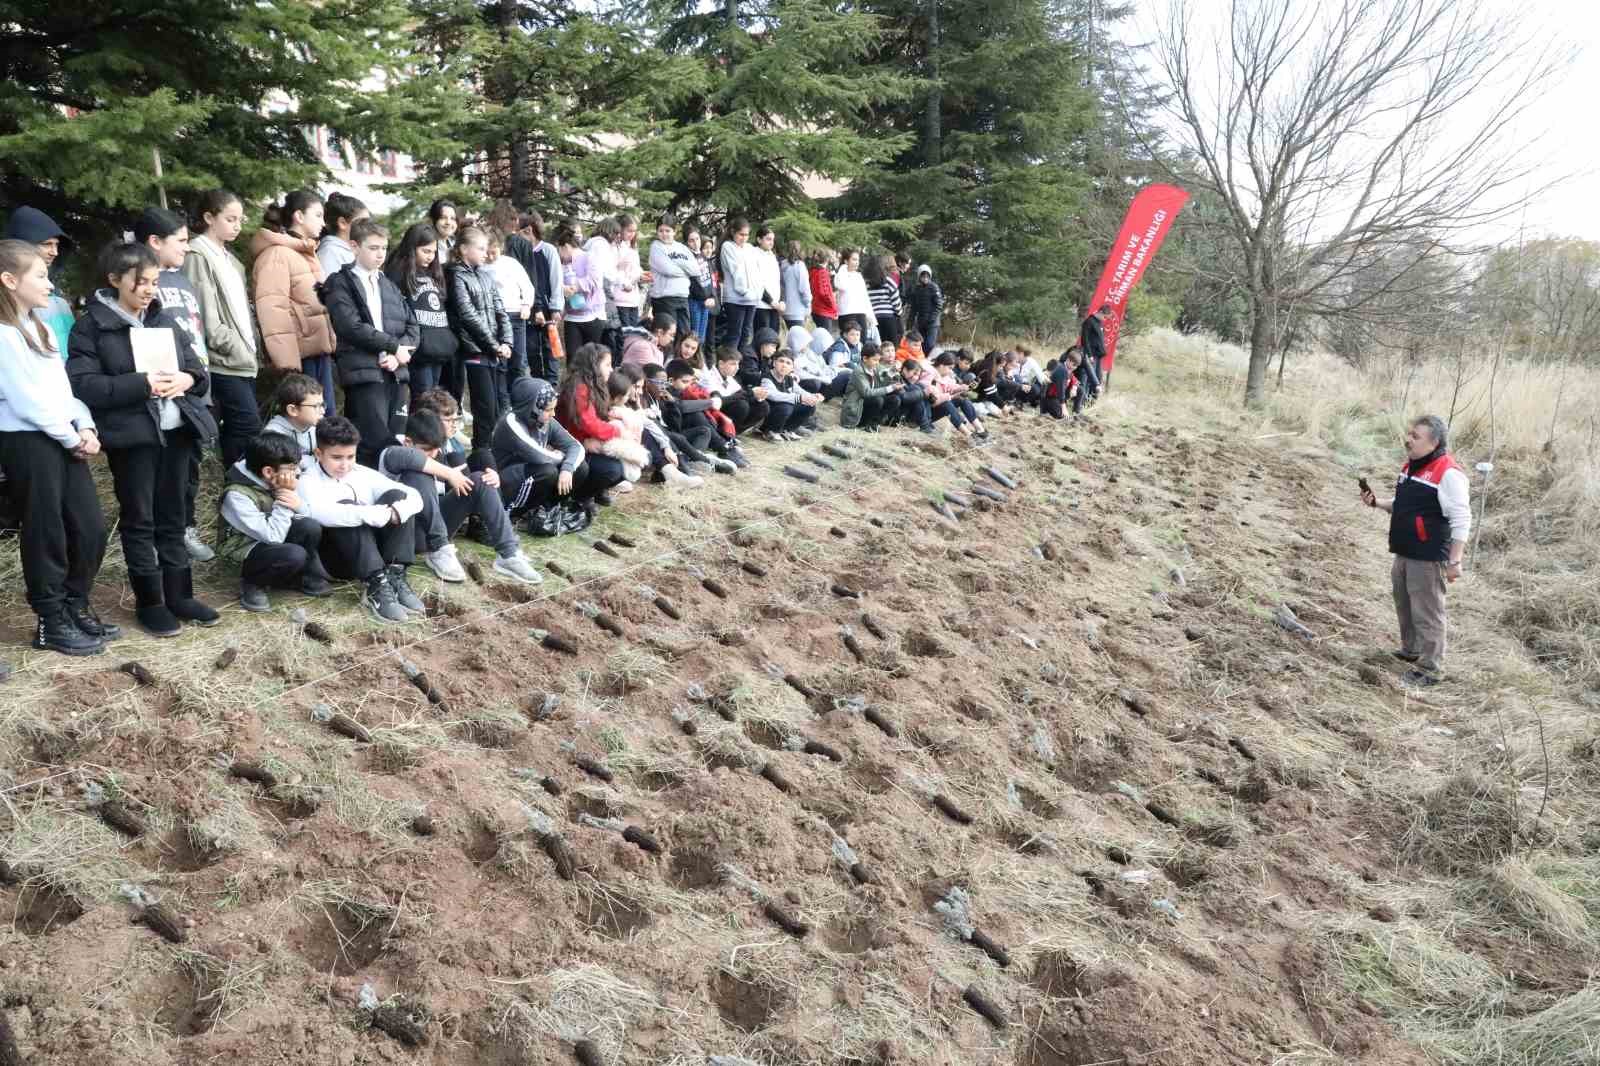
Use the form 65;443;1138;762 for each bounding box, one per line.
401;0;705;222
834;0;1100;337
0;1;441;233
641;0;918;234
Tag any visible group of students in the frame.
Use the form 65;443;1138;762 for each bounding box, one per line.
0;195;1097;659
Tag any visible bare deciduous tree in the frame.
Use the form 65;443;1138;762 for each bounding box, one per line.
1146;0;1561;405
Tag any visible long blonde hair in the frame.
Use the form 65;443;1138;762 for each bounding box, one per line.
0;239;55;357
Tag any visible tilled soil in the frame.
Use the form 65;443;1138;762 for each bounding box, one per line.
0;404;1465;1064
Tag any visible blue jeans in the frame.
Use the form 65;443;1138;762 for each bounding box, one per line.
301;355;337;416
689;300;711;345
918;319;940;355
508;318;529;383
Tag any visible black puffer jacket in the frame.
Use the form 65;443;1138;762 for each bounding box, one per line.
446;262;512;362
67;294;217;450
324;264;420;388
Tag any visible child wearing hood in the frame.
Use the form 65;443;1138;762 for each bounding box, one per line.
737;326;783;391
797;326;852;399
494;375;607;526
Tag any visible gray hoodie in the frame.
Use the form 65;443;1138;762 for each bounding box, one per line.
262;413;318;471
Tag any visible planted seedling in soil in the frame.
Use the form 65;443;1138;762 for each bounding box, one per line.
302;621;335;645
841;626;867;664
828;526;847;538
783;465;820;484
741;561;768;578
861;614;887;640
535;629;578;655
228;760;277;789
98;800;146;838
759;762;794;794
574;1039;606;1066
830;583;861;599
763;899;810;938
397;655;449;710
610;533;637;548
804;454;835;471
963;985;1007;1029
593;540;621;559
312;704;371;742
622;825;662;854
213;647;238;671
929;499;961;524
971;483;1008;504
120;661;158;687
832;837;876;886
799;738;844;762
410;814;435;836
933;794;974;825
572;755;614;783
863;707;898;737
122;884;185;943
936;887;1010;966
547;560;570;579
371;1002;429;1047
654;596;682;620
943;491;973;509
1229;736;1258;761
821;444;852;461
522;805;578;880
980;466;1018;490
702;577;729;599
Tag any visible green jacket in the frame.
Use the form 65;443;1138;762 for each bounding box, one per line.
215;464;275;564
182;235;259;376
840;363;897;428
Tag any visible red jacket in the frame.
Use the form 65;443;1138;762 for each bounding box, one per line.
810;266;837;320
558;381;618;442
681;382;736;439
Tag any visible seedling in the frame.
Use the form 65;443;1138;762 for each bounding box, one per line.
120;661;158;686
312;704;371;742
783;465;820;483
861;614;887;640
593;540;621;559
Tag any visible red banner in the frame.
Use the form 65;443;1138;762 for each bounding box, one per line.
1087;183;1189;372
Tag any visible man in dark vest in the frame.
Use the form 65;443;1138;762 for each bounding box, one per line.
1360;414;1470;687
1078;302;1108;399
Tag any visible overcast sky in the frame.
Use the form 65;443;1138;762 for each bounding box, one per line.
1123;0;1597;248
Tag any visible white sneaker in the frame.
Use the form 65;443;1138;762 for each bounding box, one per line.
712;457;738;475
661;465;704;489
612;480;635;494
425;543;468;583
685;460;715;478
493;552;544;585
184;526;215;562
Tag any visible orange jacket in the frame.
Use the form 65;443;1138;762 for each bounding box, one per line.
251;228;336;371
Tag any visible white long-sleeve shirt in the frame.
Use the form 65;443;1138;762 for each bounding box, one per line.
697;364;743;398
488;256;535;317
0;320;93;447
298;459;423;528
1437;467;1472;542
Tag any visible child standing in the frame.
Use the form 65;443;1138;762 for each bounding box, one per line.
808;248;837;335
780;241;811;331
685;225;717;345
485;228;536;392
832;249;871;338
648;215;695;342
908;265;945;354
752;226;785;336
839;342;903;432
69;243;220;636
511;212;565;384
325;219;419;467
612;215;645;329
0;239;113;654
866;254;904;347
217;432;335;612
183;190;262;469
718;218;759;352
253;190;339;414
296;415;424;624
447;225;513;450
558;224;605;359
385;223;458;402
134;206;217;564
315;193;369;279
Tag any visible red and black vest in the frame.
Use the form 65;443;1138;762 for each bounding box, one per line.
1390;449;1461;562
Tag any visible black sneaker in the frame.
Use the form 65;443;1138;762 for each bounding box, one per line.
360;572;408;624
66;599;120;641
301;573;335;598
239;583;271;613
1400;669;1440;689
1392;650;1421;663
33;608;103;657
726;447;750;469
594;491;615;507
387;565;425;614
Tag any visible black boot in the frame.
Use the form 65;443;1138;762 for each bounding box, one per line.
162;567;221;627
66;597;121;641
32;605;103;656
131;572;180;638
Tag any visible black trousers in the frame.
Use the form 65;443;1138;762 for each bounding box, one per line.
836;312;869;339
875;314;903;346
801;372;851;401
397;469;517;556
527;319;557;383
240;517;331;587
753;308;780;337
464;361;506;451
720;304;757;351
502;458;598;515
106;432;198;578
653;296;689;342
345;377;406;467
0;431;108;613
886;385;932;429
762;401;814;433
678;410;732;454
563;318;605;362
721;392;768;436
665;427;711;465
212;373;262;468
316;489;417;580
410;361;445;405
856;392;901;430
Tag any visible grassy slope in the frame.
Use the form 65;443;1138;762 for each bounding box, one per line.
0;331;1596;1064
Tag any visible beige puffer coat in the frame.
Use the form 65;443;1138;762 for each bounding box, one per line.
251;228;336;371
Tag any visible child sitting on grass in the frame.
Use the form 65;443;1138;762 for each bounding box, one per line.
896;329;921;364
262;372;327;472
218;432;335;612
296;415;425;624
887;357;936;434
926;352;988;442
840;342;903;432
608;369;702;489
640;363;733;476
698;346;769;437
792;326;850;400
663;358;745;469
757;351;821;441
378;409;541;584
494;376;604;531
